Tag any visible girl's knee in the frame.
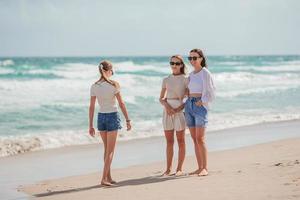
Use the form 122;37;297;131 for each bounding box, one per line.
177;138;185;146
197;137;206;145
167;139;174;146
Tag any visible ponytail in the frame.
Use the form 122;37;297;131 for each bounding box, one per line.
95;61;118;88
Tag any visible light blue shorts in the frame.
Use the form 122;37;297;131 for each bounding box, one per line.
184;97;208;128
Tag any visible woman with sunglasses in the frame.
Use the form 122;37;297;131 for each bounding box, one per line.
185;49;216;176
159;55;188;176
89;60;132;186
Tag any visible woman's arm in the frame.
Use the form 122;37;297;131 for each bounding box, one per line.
201;70;215;105
159;87;167;105
196;70;215;107
89;96;96;137
159;87;175;115
115;92;132;131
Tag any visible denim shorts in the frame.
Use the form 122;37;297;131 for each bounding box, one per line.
97;112;122;132
184;97;208;128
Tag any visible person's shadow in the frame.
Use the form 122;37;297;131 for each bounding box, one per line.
33;174;190;198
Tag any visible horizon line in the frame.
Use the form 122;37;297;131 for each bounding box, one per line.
1;53;300;58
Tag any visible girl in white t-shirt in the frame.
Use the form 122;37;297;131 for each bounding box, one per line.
89;60;131;186
159;55;188;176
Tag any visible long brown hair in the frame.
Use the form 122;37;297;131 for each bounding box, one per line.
190;48;207;68
95;60;117;87
170;55;187;75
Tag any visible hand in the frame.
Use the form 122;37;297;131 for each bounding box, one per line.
126;121;132;131
195;101;202;107
166;107;176;115
173;107;181;113
172;107;178;113
173;103;185;113
89;127;95;137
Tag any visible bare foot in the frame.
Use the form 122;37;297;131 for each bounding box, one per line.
108;175;117;184
101;181;114;187
198;169;209;176
189;169;201;175
175;171;185;176
161;169;172;177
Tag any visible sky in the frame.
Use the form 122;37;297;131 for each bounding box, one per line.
0;0;300;57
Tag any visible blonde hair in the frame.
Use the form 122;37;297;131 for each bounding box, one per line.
170;55;187;75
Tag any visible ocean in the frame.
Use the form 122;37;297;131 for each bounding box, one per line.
1;55;300;157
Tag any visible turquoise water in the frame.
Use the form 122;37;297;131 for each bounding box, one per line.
1;55;300;156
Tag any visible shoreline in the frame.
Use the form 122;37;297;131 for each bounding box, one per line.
21;137;300;200
1;118;300;159
1;119;300;199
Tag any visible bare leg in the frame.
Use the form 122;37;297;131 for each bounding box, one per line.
175;130;185;174
100;132;115;183
162;130;174;176
196;127;208;176
189;127;202;175
101;131;118;186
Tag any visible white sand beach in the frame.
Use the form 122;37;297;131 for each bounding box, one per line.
7;120;299;200
2;1;300;200
20;137;300;200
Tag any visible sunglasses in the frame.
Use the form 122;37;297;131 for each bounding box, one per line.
170;62;182;66
188;56;201;61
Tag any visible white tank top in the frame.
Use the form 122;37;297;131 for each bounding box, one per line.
188;70;203;94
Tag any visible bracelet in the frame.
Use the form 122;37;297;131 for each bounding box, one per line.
126;119;131;122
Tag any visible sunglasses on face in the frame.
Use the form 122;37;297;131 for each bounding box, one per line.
170;62;182;66
188;56;201;61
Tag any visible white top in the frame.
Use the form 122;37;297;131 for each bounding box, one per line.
188;70;203;94
90;81;120;113
188;67;216;107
